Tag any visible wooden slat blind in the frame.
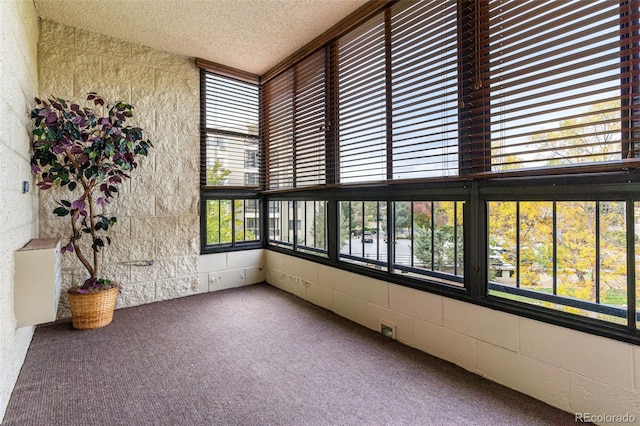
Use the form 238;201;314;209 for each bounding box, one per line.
336;13;387;184
391;0;459;179
263;69;293;189
202;72;260;187
263;49;326;189
257;0;640;189
462;0;640;175
295;50;327;187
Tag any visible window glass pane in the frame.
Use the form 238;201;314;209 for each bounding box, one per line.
205;198;259;247
488;201;517;283
204;134;259;186
556;202;597;300
393;201;412;266
455;201;464;273
519;201;553;288
339;201;388;270
394;201;463;287
244;199;260;240
268;201;282;242
311;201;327;252
234;200;246;242
295;201;328;256
268;200;327;256
600;201;627;308
488;200;628;325
413;201;433;269
205;199;232;245
232;199;260;243
286;201;295;245
268;200;295;249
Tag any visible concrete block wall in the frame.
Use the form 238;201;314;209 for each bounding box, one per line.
0;0;40;420
266;250;640;422
37;20;203;317
199;250;266;292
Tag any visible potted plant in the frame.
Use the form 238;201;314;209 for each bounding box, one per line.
30;93;152;330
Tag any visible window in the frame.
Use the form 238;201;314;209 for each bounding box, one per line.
288;220;301;231
392;201;464;287
339;201;388;269
201;72;260;187
200;0;640;342
488;199;633;325
468;0;639;175
262;50;326;189
268;200;327;256
200;70;261;252
335;0;460;184
337;15;386;183
390;0;460;179
336;199;464;286
203;198;260;246
245;150;258;168
245;173;259;186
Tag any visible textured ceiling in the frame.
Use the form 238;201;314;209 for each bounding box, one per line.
33;0;369;75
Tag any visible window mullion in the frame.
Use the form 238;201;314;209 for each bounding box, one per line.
595;202;601;304
626;200;637;330
553;201;558;296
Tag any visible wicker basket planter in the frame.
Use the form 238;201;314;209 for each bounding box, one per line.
67;286;118;330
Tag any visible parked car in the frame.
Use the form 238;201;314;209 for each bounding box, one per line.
363;231;374;243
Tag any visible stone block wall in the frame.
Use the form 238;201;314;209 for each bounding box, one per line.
37;20;202;317
0;0;39;420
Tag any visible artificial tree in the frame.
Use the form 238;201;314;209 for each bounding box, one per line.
30;92;152;293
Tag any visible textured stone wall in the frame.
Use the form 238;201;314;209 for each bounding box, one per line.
37;20;202;317
0;0;39;421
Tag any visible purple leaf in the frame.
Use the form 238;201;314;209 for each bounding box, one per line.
71;199;85;211
37;181;52;190
52;144;66;155
46;111;57;124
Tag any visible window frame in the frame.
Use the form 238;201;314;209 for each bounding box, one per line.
200;190;262;254
198;0;640;344
199;68;262;253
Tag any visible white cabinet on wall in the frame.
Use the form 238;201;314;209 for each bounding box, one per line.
13;238;62;327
